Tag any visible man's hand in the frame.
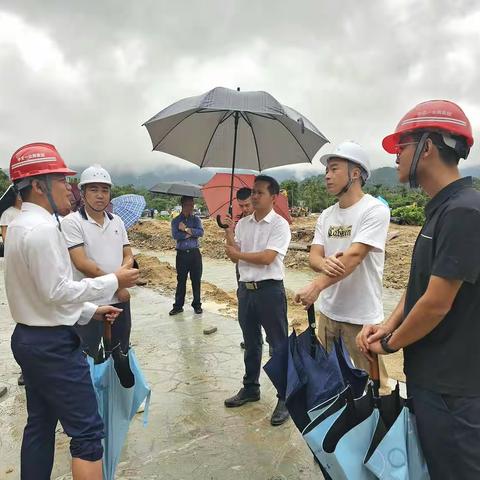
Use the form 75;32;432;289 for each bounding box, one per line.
116;288;130;303
356;324;392;361
178;222;187;232
224;216;235;233
225;244;241;262
115;264;139;289
93;305;123;323
322;252;346;277
294;280;322;309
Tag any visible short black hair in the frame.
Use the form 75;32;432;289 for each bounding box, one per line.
254;175;280;195
181;195;194;204
236;187;252;201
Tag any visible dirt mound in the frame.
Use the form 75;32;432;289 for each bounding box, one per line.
131;217;420;290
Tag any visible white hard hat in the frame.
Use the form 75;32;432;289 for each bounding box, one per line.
78;164;113;187
320;140;371;181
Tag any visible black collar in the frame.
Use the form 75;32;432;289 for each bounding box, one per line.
424;176;473;220
79;206;113;221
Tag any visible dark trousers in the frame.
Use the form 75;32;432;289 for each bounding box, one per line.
11;324;104;480
238;281;288;394
174;248;202;309
408;382;480;479
75;301;132;360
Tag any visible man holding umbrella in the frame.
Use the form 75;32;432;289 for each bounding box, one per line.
61;165;134;360
5;143;139;480
357;100;480;479
224;175;291;426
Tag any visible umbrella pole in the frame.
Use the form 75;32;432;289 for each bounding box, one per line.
216;110;240;228
369;354;380;397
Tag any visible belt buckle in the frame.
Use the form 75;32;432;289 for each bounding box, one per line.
245;282;257;291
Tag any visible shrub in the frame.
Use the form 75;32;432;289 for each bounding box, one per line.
391;204;425;225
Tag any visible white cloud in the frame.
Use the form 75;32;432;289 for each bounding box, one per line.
0;11;86;87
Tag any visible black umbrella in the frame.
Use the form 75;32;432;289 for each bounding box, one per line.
102;320;134;389
264;306;368;432
143;86;329;228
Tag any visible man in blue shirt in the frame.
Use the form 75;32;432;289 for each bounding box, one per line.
170;196;204;315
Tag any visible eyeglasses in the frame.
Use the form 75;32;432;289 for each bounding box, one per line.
394;142;418;155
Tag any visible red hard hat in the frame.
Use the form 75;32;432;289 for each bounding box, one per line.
10;143;76;182
382;100;474;153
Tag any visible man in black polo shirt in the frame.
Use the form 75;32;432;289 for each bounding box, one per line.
357;100;480;479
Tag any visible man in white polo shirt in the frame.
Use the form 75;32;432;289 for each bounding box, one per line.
61;165;134;359
224;175;291;426
295;141;390;390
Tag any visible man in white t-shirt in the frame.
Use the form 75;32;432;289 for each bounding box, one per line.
224;175;291;426
62;165;134;359
295;141;390;388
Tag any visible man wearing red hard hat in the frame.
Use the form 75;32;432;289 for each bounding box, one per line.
5;143;139;480
357;100;480;479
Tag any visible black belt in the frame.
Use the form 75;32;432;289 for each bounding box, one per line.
177;248;199;253
240;279;283;291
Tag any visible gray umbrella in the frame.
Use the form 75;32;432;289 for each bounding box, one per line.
149;181;202;198
143;87;328;226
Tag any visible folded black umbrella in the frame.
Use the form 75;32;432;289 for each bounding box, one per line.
264;306;368;432
103;322;135;389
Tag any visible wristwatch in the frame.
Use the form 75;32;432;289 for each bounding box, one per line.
380;332;398;354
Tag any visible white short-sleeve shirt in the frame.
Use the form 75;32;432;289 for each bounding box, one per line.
0;206;21;227
312;194;390;325
235;209;291;282
61;209;129;304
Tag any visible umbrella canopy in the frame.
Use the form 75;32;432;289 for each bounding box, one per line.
149;180;202;198
303;360;429;480
88;349;151;480
143;86;328;171
264;306;366;432
143;87;328;225
201;173;292;223
111;194;146;230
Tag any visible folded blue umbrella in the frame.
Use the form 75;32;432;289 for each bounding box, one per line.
303;385;381;480
264;306;364;432
364;400;430;479
111;194;146;230
264;306;344;431
88;348;151;480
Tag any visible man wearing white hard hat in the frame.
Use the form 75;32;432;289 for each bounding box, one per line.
61;165;134;360
295;141;390;389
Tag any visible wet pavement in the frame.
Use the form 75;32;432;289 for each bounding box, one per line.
0;278;322;479
0;254;403;480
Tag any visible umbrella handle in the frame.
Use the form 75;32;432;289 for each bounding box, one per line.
103;321;112;352
216;214;228;229
369;354;380;397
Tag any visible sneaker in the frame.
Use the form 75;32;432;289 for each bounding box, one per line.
224;388;260;408
169;307;184;316
270;399;290;426
194;307;203;314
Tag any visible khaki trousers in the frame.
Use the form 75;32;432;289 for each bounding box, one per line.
317;311;391;394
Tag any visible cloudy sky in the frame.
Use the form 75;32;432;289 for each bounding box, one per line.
1;0;479;182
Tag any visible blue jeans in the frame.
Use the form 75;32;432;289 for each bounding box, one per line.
408;382;480;480
11;324;104;480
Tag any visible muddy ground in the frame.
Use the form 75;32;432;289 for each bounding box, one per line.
130;217;420;290
131;216;414;383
